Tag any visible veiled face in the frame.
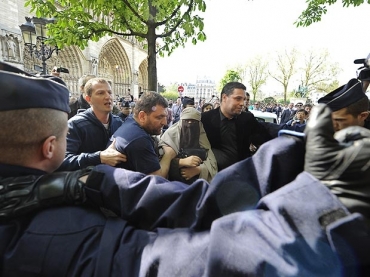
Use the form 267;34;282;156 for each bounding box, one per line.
180;119;200;149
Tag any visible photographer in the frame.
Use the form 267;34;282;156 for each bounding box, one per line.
283;109;307;132
51;66;69;78
354;54;370;91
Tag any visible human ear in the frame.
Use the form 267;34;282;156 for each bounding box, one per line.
359;111;369;121
138;110;147;123
85;94;91;104
42;136;57;159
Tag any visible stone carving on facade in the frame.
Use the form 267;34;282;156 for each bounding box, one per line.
91;58;98;75
99;57;114;81
5;34;20;61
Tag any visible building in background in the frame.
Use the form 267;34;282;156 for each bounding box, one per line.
0;0;148;99
196;76;216;102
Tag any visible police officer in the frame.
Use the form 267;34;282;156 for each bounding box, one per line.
318;78;370;131
1;62;369;276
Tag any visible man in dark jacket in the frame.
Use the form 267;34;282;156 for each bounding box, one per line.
58;78;126;171
2;81;370;276
68;74;95;119
280;102;296;124
201;82;271;171
1;62;370;277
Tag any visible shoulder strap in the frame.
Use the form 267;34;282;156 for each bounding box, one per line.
94;216;126;277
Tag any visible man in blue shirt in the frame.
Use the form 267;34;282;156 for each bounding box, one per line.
111;91;176;177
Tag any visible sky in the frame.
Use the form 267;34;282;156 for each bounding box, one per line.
156;0;370;92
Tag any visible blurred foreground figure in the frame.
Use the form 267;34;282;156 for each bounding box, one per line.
319;78;369;131
0;62;369;277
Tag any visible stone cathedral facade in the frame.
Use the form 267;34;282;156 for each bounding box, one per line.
0;0;148;99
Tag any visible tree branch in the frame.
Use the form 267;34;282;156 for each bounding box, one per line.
120;0;147;25
157;0;195;38
87;27;146;40
154;2;184;27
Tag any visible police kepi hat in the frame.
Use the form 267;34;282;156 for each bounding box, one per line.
0;61;70;113
318;78;366;111
121;101;130;108
182;96;194;106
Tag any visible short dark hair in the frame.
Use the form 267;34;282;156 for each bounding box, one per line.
201;102;214;112
346;97;369;117
134;91;168;116
220;82;246;98
296;109;308;115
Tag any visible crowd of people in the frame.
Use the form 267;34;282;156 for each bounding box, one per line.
1;60;370;276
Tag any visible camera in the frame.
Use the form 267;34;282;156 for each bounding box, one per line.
354;53;370;69
52;66;69;73
354;53;370;81
56;67;69;73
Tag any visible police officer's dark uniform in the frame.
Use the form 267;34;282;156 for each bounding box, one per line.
319;78;370;130
1;63;370;276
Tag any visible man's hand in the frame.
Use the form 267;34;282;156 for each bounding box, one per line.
100;139;127;166
304;104;370;219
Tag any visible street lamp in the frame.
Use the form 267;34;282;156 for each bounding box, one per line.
19;16;58;75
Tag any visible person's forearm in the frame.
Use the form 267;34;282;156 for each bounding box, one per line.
57;152;101;171
159;153;174;178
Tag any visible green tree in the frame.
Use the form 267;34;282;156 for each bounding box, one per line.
263;97;276;105
218;69;241;91
161;91;179;100
26;0;207;91
269;48;298;104
315;80;341;94
299;48;341;94
244;56;269;102
163;83;179;94
295;0;368;27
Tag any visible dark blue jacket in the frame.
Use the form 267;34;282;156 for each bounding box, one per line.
1;134;369;276
58;108;122;171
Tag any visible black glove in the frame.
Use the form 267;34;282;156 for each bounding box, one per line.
304;104;370;222
0;168;92;219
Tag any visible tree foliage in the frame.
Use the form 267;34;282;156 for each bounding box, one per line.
161;91;179;100
295;0;370;27
269;48;298;104
25;0;207;91
244;56;269;102
315;80;341;93
298;48;341;94
218;69;242;91
262;97;276;105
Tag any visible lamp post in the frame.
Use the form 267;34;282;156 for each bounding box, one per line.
19;17;58;75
